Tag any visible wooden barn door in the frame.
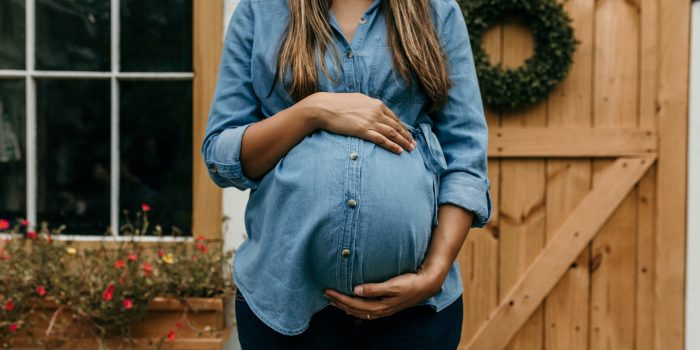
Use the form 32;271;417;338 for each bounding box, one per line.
456;0;690;349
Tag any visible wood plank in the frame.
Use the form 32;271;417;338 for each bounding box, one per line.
636;0;659;347
591;0;640;348
193;0;224;239
654;0;690;348
464;157;655;350
499;15;547;350
488;128;656;157
543;0;595;347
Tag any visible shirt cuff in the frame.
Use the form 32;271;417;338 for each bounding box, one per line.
204;123;261;191
437;171;492;228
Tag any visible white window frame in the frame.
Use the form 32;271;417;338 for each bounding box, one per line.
0;0;194;241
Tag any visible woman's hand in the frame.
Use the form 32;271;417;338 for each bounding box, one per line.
323;266;444;320
302;92;416;155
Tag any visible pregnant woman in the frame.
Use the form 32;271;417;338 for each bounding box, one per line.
202;0;492;348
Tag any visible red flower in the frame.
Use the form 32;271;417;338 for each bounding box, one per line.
141;203;151;212
157;249;165;258
167;330;176;341
127;253;138;262
119;276;126;285
5;300;14;311
195;235;206;241
141;262;153;276
0;254;8;261
46;234;53;243
0;219;9;230
123;298;133;310
26;231;37;239
37;285;46;297
195;242;209;254
175;322;184;330
19;219;29;226
102;284;115;301
114;260;126;269
191;255;197;262
8;323;18;332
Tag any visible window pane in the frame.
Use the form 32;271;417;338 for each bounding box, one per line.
0;80;26;221
37;80;110;235
120;81;192;236
36;0;110;71
121;0;192;72
0;0;25;69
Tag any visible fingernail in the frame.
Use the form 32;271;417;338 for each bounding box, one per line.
354;286;363;295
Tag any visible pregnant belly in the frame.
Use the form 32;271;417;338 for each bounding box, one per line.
255;130;436;291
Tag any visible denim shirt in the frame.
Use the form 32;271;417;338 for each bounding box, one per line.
202;0;492;336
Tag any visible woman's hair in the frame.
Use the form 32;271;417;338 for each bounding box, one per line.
272;0;451;114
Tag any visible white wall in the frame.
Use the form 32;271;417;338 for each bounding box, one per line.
687;1;700;349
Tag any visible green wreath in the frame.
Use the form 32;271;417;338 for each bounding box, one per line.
457;0;579;110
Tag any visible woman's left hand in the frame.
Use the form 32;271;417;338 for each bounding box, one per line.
323;268;444;320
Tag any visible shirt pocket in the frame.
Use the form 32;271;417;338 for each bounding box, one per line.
368;36;427;105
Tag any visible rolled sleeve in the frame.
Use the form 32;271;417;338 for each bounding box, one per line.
201;0;262;192
431;0;492;228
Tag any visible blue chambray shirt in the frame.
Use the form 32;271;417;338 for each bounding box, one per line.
202;0;492;336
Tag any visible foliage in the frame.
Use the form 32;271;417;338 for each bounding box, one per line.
0;206;234;349
457;0;579;110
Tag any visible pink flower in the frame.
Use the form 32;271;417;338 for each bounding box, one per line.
5;300;14;311
195;235;206;241
114;260;126;269
157;249;165;258
8;323;18;332
102;284;115;301
26;231;37;239
141;203;151;212
123;298;133;310
0;219;9;230
141;262;153;276
127;253;138;261
19;219;29;226
167;330;176;341
37;285;46;297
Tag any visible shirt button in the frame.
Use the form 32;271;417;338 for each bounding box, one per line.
347;50;354;58
341;248;351;257
347;198;357;208
349;152;359;160
359;16;367;24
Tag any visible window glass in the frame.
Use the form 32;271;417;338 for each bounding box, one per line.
121;0;193;72
37;80;110;235
0;0;25;69
0;80;26;222
120;81;192;236
36;0;110;71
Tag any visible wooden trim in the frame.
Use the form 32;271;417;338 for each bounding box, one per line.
488;128;657;157
654;1;691;348
193;0;224;239
464;157;655;350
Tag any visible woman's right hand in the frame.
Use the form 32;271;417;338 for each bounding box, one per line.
301;92;416;154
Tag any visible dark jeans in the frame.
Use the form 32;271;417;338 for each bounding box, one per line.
234;288;463;349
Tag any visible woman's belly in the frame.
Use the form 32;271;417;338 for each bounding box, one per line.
245;129;436;293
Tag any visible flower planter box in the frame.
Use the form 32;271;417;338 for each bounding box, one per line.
8;297;230;350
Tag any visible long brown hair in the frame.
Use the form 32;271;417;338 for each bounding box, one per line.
272;0;451;114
